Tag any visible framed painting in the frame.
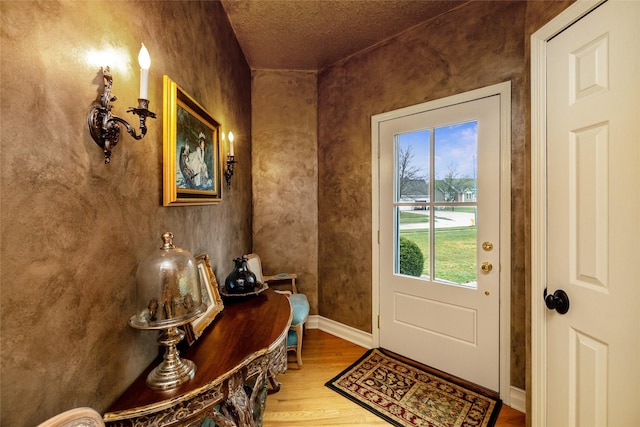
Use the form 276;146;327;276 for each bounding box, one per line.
185;253;224;345
163;75;222;206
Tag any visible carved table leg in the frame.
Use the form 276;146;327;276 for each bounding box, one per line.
223;371;254;427
268;375;282;393
267;336;288;394
202;407;236;427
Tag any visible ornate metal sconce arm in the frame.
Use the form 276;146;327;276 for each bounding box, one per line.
87;67;156;163
122;100;157;140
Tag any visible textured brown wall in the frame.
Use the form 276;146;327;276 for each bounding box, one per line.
317;0;572;391
0;1;251;425
251;70;319;313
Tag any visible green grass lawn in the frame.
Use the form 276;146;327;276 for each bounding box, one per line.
399;211;477;284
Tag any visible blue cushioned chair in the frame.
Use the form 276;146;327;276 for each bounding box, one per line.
245;253;309;367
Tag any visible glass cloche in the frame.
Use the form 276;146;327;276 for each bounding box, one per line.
130;231;205;329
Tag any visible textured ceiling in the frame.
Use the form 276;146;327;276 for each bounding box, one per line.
220;0;468;70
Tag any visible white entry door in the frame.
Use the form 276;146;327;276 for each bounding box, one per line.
375;84;510;392
532;1;640;425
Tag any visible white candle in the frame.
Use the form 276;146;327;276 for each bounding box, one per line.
228;131;235;157
138;43;151;100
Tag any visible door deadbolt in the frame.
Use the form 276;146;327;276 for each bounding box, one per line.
482;241;494;251
481;262;493;273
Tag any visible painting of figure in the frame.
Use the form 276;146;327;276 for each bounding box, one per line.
163;75;221;206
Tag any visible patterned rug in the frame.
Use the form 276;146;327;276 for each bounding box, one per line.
325;348;502;427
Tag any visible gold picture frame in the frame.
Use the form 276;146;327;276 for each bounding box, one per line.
185;253;224;345
163;75;222;206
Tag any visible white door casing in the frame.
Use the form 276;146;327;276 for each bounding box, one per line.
372;82;511;398
532;1;640;425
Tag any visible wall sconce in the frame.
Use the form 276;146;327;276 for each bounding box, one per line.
87;44;156;164
224;131;236;188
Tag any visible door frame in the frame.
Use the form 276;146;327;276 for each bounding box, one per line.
371;81;512;403
531;1;606;424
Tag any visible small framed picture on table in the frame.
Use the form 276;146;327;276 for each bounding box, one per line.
185;253;224;345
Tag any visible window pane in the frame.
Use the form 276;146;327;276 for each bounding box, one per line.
396;207;430;279
434;122;477;204
433;206;477;286
396;130;430;203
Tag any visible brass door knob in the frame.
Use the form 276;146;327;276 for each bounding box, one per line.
481;262;493;273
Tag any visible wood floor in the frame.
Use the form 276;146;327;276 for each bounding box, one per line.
263;329;525;426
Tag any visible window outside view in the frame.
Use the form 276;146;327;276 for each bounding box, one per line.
395;121;478;287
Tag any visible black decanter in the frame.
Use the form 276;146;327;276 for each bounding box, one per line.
224;256;257;294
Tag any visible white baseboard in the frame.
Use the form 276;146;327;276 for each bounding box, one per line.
306;314;320;330
309;316;527;415
509;386;526;413
309;316;374;349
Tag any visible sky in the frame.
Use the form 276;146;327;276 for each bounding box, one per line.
397;120;478;181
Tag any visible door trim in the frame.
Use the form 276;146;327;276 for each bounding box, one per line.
531;1;605;424
371;81;512;403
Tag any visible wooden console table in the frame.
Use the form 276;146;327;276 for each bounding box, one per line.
104;289;292;427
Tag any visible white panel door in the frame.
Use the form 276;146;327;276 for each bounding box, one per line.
545;1;640;425
378;89;506;392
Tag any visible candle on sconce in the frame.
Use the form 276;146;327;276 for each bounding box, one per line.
228;131;235;157
138;43;151;100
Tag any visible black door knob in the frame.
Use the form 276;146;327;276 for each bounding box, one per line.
544;289;570;314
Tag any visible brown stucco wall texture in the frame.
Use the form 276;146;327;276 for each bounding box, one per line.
317;0;572;392
251;70;319;313
0;1;251;425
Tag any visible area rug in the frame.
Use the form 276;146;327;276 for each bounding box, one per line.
325;348;502;427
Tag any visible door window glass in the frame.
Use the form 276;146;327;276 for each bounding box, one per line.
394;122;478;287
